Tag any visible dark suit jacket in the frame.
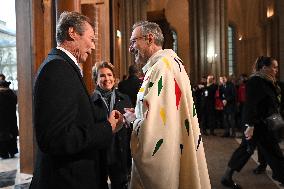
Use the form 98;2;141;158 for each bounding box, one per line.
30;48;113;189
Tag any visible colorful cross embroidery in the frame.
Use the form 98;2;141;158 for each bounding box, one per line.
152;139;163;156
174;79;181;109
193;103;197;117
160;107;166;125
184;119;190;136
196;135;202;151
174;57;182;72
162;57;171;69
158;76;163;96
180;144;184;154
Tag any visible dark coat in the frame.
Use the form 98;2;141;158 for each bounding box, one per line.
91;90;132;186
0;88;18;156
222;81;237;114
118;75;142;106
30;48;113;189
200;83;217;113
243;76;280;138
0;88;18;137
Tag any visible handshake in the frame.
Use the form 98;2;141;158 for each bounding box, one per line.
108;108;136;133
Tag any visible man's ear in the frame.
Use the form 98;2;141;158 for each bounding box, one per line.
148;33;154;45
68;27;77;40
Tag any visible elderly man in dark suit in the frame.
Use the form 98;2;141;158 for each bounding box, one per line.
30;11;123;189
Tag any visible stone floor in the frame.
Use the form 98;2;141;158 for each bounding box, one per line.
1;130;284;188
0;155;32;189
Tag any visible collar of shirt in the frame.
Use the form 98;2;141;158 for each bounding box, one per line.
56;46;83;76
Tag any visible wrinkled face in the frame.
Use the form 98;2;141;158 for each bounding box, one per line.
129;26;149;64
265;60;278;78
74;22;95;63
96;67;115;91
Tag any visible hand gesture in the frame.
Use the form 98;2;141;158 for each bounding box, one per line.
123;108;136;126
108;110;124;133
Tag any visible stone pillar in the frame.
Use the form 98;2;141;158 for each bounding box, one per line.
276;0;284;81
17;0;55;174
189;0;226;83
118;0;147;78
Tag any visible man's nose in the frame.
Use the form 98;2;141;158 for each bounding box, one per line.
91;42;95;50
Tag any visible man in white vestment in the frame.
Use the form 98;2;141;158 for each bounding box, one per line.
125;21;211;189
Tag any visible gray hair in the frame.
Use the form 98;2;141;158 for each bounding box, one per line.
56;11;92;45
133;21;164;47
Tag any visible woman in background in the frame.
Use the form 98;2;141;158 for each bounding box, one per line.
221;56;284;188
92;61;132;189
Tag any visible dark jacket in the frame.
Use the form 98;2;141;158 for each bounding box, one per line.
243;76;280;138
30;48;113;189
200;83;217;113
118;75;142;106
222;81;237;114
91;90;132;182
0;88;18;138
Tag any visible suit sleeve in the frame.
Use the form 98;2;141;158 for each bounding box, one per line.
34;60;112;156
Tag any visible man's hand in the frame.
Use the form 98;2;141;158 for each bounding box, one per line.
124;108;136;126
108;110;124;133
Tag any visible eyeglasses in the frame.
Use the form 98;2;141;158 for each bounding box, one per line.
129;36;146;46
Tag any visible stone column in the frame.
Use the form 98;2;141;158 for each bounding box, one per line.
189;0;226;83
276;0;284;81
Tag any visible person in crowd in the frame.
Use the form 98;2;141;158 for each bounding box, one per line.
30;11;123;189
215;76;225;129
221;56;284;188
252;80;284;175
200;74;217;135
0;78;18;159
125;21;210;189
193;76;207;124
236;74;247;130
118;64;142;107
221;75;237;137
91;61;133;189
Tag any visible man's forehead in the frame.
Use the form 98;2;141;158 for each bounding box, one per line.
131;27;141;37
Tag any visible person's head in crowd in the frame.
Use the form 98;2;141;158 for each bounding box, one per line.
219;76;224;85
254;56;278;79
92;61;115;91
223;76;228;83
0;73;6;81
128;64;139;76
56;11;95;63
129;21;164;65
207;75;215;85
239;73;248;83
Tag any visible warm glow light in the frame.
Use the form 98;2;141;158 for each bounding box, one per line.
207;47;217;63
116;30;121;38
239;36;242;40
267;7;274;18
